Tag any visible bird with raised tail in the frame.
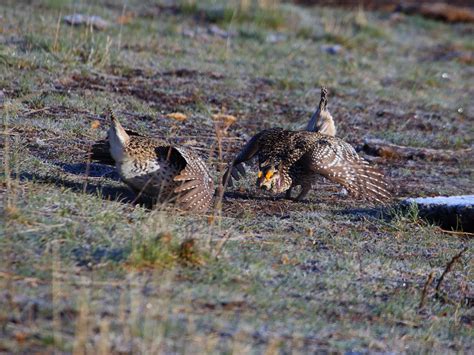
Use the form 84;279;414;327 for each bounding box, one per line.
306;87;336;137
92;108;214;213
223;129;391;203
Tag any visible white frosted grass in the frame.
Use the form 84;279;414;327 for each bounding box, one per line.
406;195;474;207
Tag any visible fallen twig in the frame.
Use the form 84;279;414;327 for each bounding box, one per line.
435;247;468;296
397;3;474;23
24;107;51;116
0;131;19;136
435;227;474;237
0;271;44;285
213;232;231;259
418;271;434;309
362;138;472;162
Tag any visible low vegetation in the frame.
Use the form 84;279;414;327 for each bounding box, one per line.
0;0;472;352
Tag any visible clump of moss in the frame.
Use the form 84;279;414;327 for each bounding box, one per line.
128;232;207;269
180;2;286;30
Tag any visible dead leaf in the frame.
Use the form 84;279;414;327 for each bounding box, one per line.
117;12;135;25
14;332;27;343
90;120;100;129
207;215;215;225
212;114;237;127
166;112;187;122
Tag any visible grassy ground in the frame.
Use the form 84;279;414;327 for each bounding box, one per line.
1;0;473;353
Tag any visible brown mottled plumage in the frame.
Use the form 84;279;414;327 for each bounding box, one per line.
223;129;390;203
306;87;336;137
92;108;214;213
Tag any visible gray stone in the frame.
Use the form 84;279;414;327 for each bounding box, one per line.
266;33;287;44
63;14;110;30
321;44;343;55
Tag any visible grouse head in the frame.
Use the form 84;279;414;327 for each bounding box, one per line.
256;161;292;193
107;107;130;163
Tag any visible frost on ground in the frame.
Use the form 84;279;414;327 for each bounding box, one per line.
404;195;474;231
406;195;474;207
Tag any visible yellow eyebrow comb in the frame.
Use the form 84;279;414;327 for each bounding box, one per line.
265;171;273;180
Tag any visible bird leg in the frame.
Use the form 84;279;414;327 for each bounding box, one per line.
294;184;312;202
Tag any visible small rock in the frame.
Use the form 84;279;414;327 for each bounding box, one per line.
321;44;343;55
181;28;196;38
35;138;46;146
208;24;236;38
380;77;395;86
389;12;405;24
63;14;110;30
266;33;286;44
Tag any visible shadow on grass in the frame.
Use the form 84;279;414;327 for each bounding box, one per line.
223;190;282;201
335;206;391;221
55;162;121;180
72;245;129;267
16;169;146;267
18;170;153;208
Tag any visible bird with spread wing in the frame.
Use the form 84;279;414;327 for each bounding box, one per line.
91;108;214;213
223;128;391;203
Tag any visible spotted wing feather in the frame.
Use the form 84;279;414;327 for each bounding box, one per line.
301;135;391;202
172;147;214;213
